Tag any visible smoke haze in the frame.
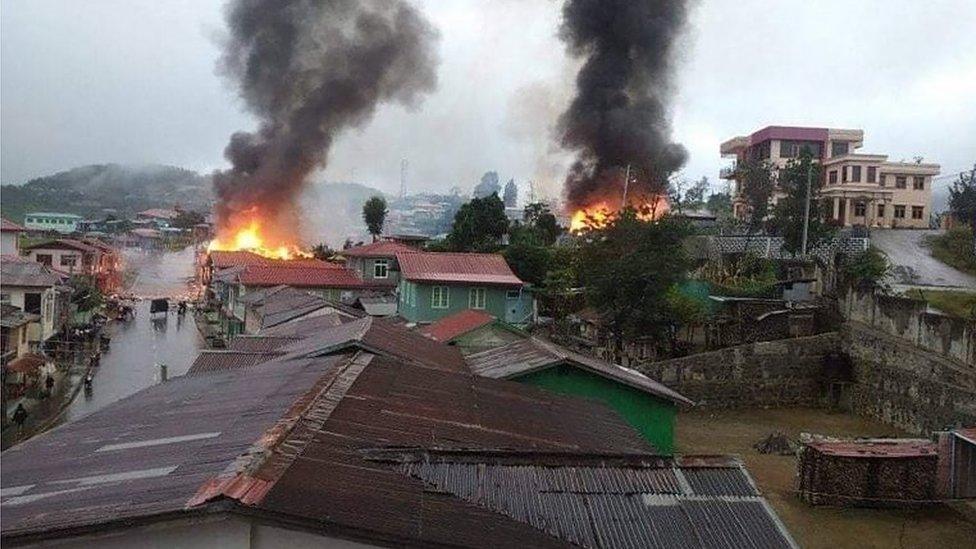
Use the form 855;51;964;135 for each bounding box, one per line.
558;0;689;209
212;0;439;243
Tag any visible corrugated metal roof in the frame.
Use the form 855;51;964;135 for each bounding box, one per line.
0;356;342;539
0;258;66;288
22;239;100;254
1;218;26;232
420;308;496;342
247;287;337;328
955;427;976;445
208;250;274;269
277;316;468;373
806;439;937;458
372;450;795;549
357;295;398;316
466;337;694;406
225;335;301;352
6;354;48;373
396;252;524;286
186;350;284;375
258;310;363;337
341;240;419;258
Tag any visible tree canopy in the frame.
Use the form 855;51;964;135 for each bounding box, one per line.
503;178;518;207
948;164;976;227
768;151;834;255
362;195;387;241
577;209;691;342
522;202;562;245
447;193;508;252
170;209;205;229
737;160;775;231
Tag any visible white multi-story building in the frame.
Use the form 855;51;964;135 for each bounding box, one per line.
721;126;939;229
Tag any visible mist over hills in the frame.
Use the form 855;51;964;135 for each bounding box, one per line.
0;165;388;241
0;164;212;222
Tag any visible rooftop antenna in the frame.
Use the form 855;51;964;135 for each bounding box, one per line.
400;158;408;200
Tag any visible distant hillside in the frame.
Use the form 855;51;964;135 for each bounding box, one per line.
0;164;213;223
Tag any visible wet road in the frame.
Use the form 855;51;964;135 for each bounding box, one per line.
60;248;203;424
871;229;976;291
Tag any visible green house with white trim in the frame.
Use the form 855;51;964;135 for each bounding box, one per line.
465;337;694;453
396;251;534;325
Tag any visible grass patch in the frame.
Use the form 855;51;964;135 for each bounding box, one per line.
905;289;976;319
925;227;976;276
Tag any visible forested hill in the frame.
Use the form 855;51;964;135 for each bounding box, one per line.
0;164;213;222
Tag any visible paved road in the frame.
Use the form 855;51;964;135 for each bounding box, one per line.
871;229;976;290
58;248;202;424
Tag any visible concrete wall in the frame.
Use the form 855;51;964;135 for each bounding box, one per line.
634;333;840;409
841;287;975;367
841;322;976;435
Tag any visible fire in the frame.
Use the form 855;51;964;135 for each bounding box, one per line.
569;196;669;232
207;218;310;260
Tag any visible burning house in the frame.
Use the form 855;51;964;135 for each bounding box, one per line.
558;0;689;228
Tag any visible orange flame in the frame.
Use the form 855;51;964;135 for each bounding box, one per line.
569;196;669;232
207;216;310;260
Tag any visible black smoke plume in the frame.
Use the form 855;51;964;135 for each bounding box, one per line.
558;0;689;209
213;0;439;243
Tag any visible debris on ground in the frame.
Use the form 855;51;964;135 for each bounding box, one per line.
754;432;796;455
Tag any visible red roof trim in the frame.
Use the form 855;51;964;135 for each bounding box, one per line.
420;309;496;342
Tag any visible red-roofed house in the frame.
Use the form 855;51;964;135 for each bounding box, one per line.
1;218;26;255
341;240;418;288
419;308;524;352
21;238;120;291
396;252;534;324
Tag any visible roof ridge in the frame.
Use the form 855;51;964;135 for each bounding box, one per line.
186;352;374;508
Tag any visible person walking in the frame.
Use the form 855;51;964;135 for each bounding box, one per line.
12;403;28;432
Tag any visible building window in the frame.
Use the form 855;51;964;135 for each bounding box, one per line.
841;167;848;183
878;173;886;187
431;286;449;309
877;204;885;218
895;176;907;189
913;176;925;190
851;166;861;182
373;259;389;279
854;202;866;217
780;140;821;159
912;206;924;220
894;205;906;219
468;288;487;309
24;292;42;314
867;166;876;183
831;141;849;157
828;170;838;184
35;254;52;267
506;290;521;299
60;255;77;267
0;293;9;304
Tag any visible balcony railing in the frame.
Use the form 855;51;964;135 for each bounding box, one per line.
719;163;737;179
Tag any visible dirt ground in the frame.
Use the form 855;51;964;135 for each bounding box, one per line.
677;408;976;549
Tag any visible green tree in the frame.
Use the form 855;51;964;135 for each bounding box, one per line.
503;178;518;207
447;193;509;252
683;176;709;210
523;202;562;245
768;151;835;255
842;246;890;289
705;191;732;219
948;164;976;239
503;226;551;286
578;209;691;342
738;160;775;232
362;195;388;242
311;243;334;260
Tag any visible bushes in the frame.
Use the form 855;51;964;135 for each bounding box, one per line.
841;247;890;289
925;227;976;276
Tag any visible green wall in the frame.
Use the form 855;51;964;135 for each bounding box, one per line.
398;280;533;324
514;363;676;453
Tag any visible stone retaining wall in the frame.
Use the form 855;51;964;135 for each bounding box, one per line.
634;333;840;408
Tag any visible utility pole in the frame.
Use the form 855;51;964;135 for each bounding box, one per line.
621;164;632;208
800;160;813;256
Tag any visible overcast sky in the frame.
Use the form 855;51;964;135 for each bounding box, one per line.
3;0;975;201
